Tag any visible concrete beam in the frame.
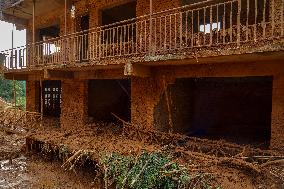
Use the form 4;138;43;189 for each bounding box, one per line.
124;63;151;77
74;69;126;80
28;74;43;81
44;69;74;80
4;73;28;80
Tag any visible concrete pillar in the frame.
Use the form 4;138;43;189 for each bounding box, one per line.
131;77;157;128
26;80;40;112
131;73;175;129
271;74;284;150
60;80;88;129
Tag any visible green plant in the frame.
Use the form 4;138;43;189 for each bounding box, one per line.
101;151;190;189
100;151;221;189
0;73;26;107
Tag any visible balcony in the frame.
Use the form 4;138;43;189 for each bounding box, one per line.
1;0;284;72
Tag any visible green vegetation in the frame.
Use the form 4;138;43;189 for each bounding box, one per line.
0;68;26;109
101;151;219;189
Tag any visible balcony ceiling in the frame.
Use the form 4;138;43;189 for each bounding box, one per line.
1;0;65;28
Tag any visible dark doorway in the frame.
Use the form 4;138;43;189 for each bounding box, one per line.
42;80;61;117
38;26;60;59
76;14;90;62
80;15;90;31
154;76;273;146
101;1;137;44
88;79;131;123
39;25;60;41
101;1;136;25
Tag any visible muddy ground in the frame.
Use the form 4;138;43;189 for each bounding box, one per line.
0;130;97;189
0;122;283;189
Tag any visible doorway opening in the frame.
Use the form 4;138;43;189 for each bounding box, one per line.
154;76;273;147
88;79;131;123
101;1;136;26
38;25;60;58
76;14;90;62
101;1;137;45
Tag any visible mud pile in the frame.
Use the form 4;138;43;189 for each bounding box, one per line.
25;122;284;188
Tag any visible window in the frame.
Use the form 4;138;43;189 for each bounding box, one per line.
42;80;61;117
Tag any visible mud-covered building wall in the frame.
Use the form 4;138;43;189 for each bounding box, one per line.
26;81;40;113
22;0;284;149
271;75;284;149
25;0;181;43
24;0;181;124
131;61;284;149
60;80;88;129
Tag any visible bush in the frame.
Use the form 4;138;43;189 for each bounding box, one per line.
0;74;26;109
101;151;190;189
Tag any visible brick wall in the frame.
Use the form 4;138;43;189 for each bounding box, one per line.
60;80;88;129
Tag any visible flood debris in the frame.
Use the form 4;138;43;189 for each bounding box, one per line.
23;121;284;188
0;99;283;188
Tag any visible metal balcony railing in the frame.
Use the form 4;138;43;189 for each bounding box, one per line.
1;0;283;71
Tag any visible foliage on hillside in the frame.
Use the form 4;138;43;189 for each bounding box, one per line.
0;62;26;109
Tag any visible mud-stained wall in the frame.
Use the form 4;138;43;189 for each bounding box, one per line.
131;77;157;127
131;61;284;149
131;74;175;128
26;7;68;43
271;74;284;150
26;81;40;112
25;0;281;40
26;0;180;42
65;0;180;28
22;0;284;149
136;0;181;16
60;80;88;129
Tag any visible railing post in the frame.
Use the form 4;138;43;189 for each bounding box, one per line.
40;78;43;127
281;0;284;36
11;24;14;69
0;53;5;70
263;0;267;39
237;0;241;46
149;0;154;55
10;50;13;69
272;0;275;36
32;0;35;67
98;29;101;60
254;0;257;41
210;6;213;46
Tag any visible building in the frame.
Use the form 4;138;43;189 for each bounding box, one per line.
0;0;283;149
